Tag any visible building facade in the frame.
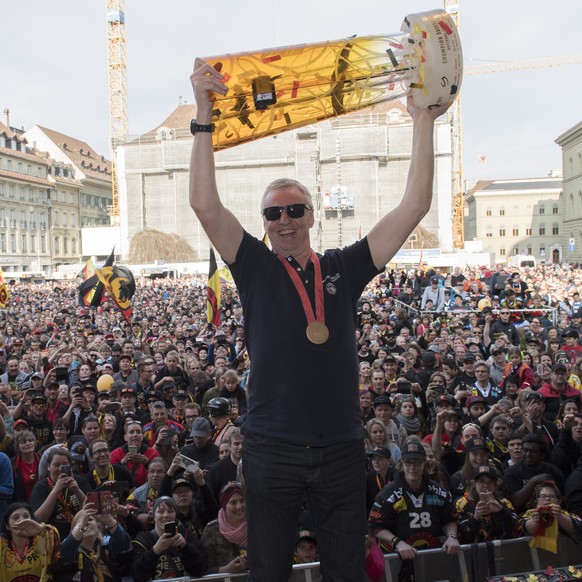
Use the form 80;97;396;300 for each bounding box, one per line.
555;120;582;264
117;102;454;261
465;176;563;264
0;122;54;272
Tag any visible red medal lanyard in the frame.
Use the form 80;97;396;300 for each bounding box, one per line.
277;250;325;326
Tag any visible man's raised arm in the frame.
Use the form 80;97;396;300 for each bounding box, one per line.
367;97;451;271
189;58;244;265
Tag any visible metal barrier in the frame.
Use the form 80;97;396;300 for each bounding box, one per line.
156;534;582;582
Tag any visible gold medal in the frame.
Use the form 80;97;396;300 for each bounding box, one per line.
306;321;329;345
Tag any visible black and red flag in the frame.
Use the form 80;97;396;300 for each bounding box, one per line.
206;247;221;327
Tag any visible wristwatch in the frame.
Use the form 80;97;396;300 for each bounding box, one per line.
447;533;458;539
190;119;215;135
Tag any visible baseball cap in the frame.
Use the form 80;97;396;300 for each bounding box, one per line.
373;395;393;408
464;437;488;453
296;530;317;546
552;363;568;374
525;391;544;403
473;465;500;481
466;395;487;408
401;441;426;461
367;445;391;459
171;479;194;492
190;417;211;437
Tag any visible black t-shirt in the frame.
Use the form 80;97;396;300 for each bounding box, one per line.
229;231;380;445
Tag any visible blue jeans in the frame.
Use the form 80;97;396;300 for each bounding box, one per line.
243;433;366;582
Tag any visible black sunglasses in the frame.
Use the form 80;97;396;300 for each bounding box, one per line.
262;204;310;221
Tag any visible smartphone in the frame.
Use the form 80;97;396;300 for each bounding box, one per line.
103;402;122;413
86;491;113;514
60;464;72;476
179;455;200;473
128;444;138;455
159;427;176;446
164;521;177;536
479;492;492;503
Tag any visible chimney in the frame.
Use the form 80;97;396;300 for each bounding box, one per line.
2;108;9;127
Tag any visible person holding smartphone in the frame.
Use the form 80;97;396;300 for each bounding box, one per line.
455;465;520;543
131;496;207;581
29;448;90;539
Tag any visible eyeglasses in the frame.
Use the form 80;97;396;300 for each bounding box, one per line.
262;204;311;221
538;493;558;501
92;448;110;456
402;460;424;467
500;312;510;315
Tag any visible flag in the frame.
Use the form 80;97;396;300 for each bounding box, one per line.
417;241;424;276
78;250;114;308
95;264;136;324
262;231;270;248
207;247;221;326
218;266;234;284
0;269;9;309
77;258;96;281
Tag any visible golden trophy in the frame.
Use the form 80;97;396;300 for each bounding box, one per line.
203;9;463;151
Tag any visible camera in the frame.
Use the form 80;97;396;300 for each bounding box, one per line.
396;380;411;394
60;465;72;476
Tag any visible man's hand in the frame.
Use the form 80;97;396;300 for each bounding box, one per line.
190;59;227;120
442;535;461;555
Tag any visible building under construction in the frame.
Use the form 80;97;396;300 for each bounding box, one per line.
116;100;454;262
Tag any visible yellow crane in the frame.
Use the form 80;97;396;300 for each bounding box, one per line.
105;0;128;227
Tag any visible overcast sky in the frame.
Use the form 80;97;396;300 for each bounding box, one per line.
2;0;581;184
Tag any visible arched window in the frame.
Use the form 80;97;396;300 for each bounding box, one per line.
539;223;546;236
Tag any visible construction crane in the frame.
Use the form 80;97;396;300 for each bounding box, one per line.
105;0;128;227
444;0;464;249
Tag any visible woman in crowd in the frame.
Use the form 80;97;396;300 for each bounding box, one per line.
30;448;90;540
555;399;581;429
368;440;460;559
394;395;426;438
99;413;118;445
11;430;40;502
201;482;248;574
38;417;69;457
365;419;389;453
455;465;520;543
449;437;491;499
358;362;373;392
521;481;582;552
131;496;207;581
125;457;166;530
423;442;449;487
0;502;61;581
61;505;132;581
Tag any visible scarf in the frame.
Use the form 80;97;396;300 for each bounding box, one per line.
528;506;559;554
396;413;422;435
218;508;247;547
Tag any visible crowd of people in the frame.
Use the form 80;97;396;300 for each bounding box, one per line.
0;260;581;580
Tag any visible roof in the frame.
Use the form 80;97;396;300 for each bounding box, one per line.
134;98;410;144
35;126;112;184
466;177;562;201
0;121;27;143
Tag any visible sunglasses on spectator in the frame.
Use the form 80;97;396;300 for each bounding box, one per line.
262;204;311;221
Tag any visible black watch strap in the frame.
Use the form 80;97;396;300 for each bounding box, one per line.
190;119;215;135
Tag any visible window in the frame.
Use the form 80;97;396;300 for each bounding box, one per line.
53;211;59;226
513;247;519;255
18;163;22;173
8;185;14;199
499;248;506;256
539;205;545;215
526;228;532;236
71;213;76;227
54;237;60;254
62;213;67;227
10;234;16;253
512;228;519;236
539;224;545;236
499;228;506;237
72;238;77;254
61;191;66;203
19;187;25;200
499;208;505;216
21;235;27;253
486;209;492;217
527;245;532;254
30;235;35;253
0;233;5;252
41;235;46;253
27;164;31;175
0;183;3;197
486;232;493;238
28;188;34;201
552;224;559;235
63;237;68;254
69;193;75;204
552;205;559;214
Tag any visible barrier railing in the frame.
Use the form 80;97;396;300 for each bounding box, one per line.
160;534;581;582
